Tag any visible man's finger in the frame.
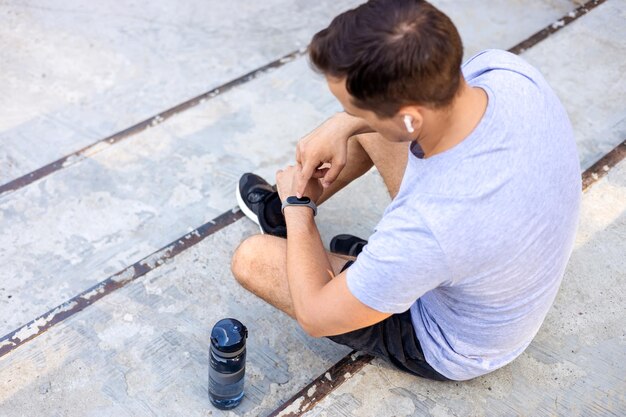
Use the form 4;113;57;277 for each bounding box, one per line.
296;162;316;198
322;160;346;188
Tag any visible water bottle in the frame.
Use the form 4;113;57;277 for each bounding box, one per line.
208;318;248;410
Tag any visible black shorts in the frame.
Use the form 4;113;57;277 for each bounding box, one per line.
328;261;449;381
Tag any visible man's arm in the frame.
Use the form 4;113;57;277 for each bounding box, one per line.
295;112;375;197
283;207;391;337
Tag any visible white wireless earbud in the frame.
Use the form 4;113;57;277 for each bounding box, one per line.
403;115;415;133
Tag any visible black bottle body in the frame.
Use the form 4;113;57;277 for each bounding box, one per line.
208;318;247;410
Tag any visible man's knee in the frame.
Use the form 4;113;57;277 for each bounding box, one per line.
231;234;266;288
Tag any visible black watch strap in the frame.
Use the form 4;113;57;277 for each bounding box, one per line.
281;196;317;216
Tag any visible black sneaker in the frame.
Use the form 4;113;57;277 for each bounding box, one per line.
236;173;286;237
330;234;368;257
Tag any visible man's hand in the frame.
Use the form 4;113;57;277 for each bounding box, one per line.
294;112;373;198
276;165;324;203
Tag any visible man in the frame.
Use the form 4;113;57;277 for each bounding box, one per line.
231;0;581;381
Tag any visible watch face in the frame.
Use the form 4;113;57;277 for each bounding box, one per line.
287;196;310;204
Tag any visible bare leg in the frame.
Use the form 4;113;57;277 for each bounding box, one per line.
231;234;353;318
317;133;409;204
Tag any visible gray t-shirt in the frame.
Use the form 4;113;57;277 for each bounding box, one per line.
346;49;581;381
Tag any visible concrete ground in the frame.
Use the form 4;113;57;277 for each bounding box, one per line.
0;0;624;416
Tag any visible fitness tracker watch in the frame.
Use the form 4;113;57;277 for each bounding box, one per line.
281;196;317;216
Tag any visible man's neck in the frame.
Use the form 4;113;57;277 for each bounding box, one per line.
418;80;488;158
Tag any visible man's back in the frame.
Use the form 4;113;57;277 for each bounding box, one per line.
346;50;581;380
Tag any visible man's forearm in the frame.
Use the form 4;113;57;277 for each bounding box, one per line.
332;111;375;137
283;207;332;333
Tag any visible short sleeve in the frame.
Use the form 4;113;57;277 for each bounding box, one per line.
346;205;451;314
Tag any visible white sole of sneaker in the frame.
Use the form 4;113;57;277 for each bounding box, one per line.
235;184;265;234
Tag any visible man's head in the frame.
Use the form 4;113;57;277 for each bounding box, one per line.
309;0;463;142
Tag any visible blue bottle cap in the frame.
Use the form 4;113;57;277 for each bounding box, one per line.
211;318;248;354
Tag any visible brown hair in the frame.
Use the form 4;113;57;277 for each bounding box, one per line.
309;0;463;118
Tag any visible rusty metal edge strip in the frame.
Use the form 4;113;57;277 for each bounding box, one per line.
508;0;606;55
267;352;374;417
582;140;626;191
0;208;243;358
0;48;306;198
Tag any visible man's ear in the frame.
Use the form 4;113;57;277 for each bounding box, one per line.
398;106;423;134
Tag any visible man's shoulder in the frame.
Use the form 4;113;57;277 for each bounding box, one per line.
462;49;544;87
463;49;527;70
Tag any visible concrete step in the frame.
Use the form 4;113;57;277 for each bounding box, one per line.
0;0;365;184
521;0;626;169
0;0;599;338
0;57;343;336
0;175;390;416
1;143;623;417
0;0;582;185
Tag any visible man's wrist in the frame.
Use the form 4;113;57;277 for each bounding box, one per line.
283;205;315;215
283;205;316;225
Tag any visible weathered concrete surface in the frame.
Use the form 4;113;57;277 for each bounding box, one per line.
0;0;365;184
0;0;581;184
0;58;341;336
0;0;599;337
435;0;583;58
1;160;622;417
0;1;624;416
298;159;626;417
522;0;626;170
0;172;391;417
